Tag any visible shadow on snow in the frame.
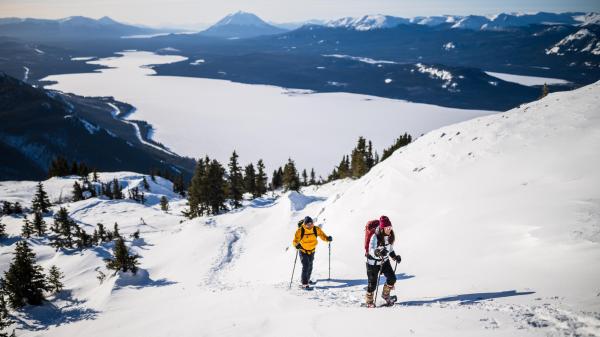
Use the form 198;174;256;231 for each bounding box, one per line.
315;273;415;290
399;290;536;306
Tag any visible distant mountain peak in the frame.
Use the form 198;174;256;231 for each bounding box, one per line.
201;11;287;38
213;11;270;27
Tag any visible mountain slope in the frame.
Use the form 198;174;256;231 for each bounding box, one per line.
1;83;598;336
0;73;193;180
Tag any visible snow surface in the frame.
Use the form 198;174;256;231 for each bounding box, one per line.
322;53;398;64
42;51;492;176
485;71;571;86
1;81;599;337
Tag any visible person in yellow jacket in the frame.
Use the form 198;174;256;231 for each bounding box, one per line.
292;216;332;288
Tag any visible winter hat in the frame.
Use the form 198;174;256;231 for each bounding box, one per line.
379;215;392;228
304;216;313;224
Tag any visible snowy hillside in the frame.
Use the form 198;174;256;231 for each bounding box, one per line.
1;82;599;336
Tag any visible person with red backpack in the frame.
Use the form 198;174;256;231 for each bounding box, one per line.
292;216;332;289
364;215;401;307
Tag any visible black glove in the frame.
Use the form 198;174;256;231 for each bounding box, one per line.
295;243;302;250
327;236;332;242
375;247;388;257
393;254;402;263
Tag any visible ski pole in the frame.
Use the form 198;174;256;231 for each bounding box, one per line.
373;263;384;307
289;249;299;289
328;242;331;281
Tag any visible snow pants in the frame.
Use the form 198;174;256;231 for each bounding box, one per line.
366;260;396;293
299;251;315;285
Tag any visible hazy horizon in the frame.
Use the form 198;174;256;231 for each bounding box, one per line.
0;0;598;29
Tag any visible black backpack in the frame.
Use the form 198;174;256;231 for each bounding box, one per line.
298;219;317;238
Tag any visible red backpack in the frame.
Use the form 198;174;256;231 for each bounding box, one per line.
364;220;380;254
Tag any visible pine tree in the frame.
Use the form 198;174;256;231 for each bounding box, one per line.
31;182;51;213
0;284;14;337
282;158;301;191
52;207;75;248
1;202;11;216
47;156;70;178
113;223;120;239
366;140;375;171
96;223;107;243
243;163;256;198
46;265;64;294
160;196;169;212
206;159;226;215
173;174;186;197
186;157;207;218
104;238;140;274
301;169;308;186
381;133;412;162
227;151;244;208
21;217;33;239
3;241;47;308
92;169;99;182
271;168;283;191
540;83;549;98
254;160;267;197
0;222;6;240
112;178;123;200
142;176;150;191
351;136;368;178
72;181;84;202
11;203;22;215
32;212;46;236
74;226;91;249
309;168;316;185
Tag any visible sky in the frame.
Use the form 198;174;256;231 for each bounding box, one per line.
0;0;598;28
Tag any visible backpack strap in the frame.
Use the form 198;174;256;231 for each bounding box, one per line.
313;226;317;237
300;226;305;238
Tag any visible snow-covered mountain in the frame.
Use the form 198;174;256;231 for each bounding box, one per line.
1;78;598;336
546;27;600;55
324;11;595;31
200;11;287;38
325;15;410;31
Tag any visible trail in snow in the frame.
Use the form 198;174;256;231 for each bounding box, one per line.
206;226;245;288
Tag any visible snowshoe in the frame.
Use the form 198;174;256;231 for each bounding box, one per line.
299;284;314;291
381;295;397;307
308;280;317;285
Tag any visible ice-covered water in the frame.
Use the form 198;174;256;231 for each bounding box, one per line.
44;51;492;175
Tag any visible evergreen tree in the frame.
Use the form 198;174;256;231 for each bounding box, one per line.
271;167;283;190
92;169;99;182
32;212;46;236
381;133;412;162
111;178;123;200
160;196;169;212
47;156;70;178
142;177;150;191
351;136;368;178
96;223;107;243
540;83;549;98
243;163;256;198
11;203;22;215
309;168;316;185
186;157;207;218
104;238;140;274
0;284;14;337
74;227;92;249
227;151;244;208
173;174;186;197
113;223;120;239
70;161;79;176
282;158;301;191
1;202;11;216
301;169;308;186
46;265;64;294
52;207;75;248
31;182;51;213
206;159;227;215
21;217;33;239
0;222;6;240
3;241;47;308
72;181;84;202
254;160;268;197
366;140;376;171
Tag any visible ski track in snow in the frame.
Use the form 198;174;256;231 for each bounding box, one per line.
205;226;246;288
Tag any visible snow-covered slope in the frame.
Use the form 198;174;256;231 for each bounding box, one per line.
200;11;287;38
546;28;600;55
325;15;409;31
1;82;599;336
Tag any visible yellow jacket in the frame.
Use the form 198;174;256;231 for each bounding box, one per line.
293;224;329;254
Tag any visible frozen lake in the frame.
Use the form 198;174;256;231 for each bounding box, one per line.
44;51;493;176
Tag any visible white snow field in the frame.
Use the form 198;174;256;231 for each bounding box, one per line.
43;51;493;176
1;81;600;337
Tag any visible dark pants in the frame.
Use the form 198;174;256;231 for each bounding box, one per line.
366;260;396;293
299;251;315;285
